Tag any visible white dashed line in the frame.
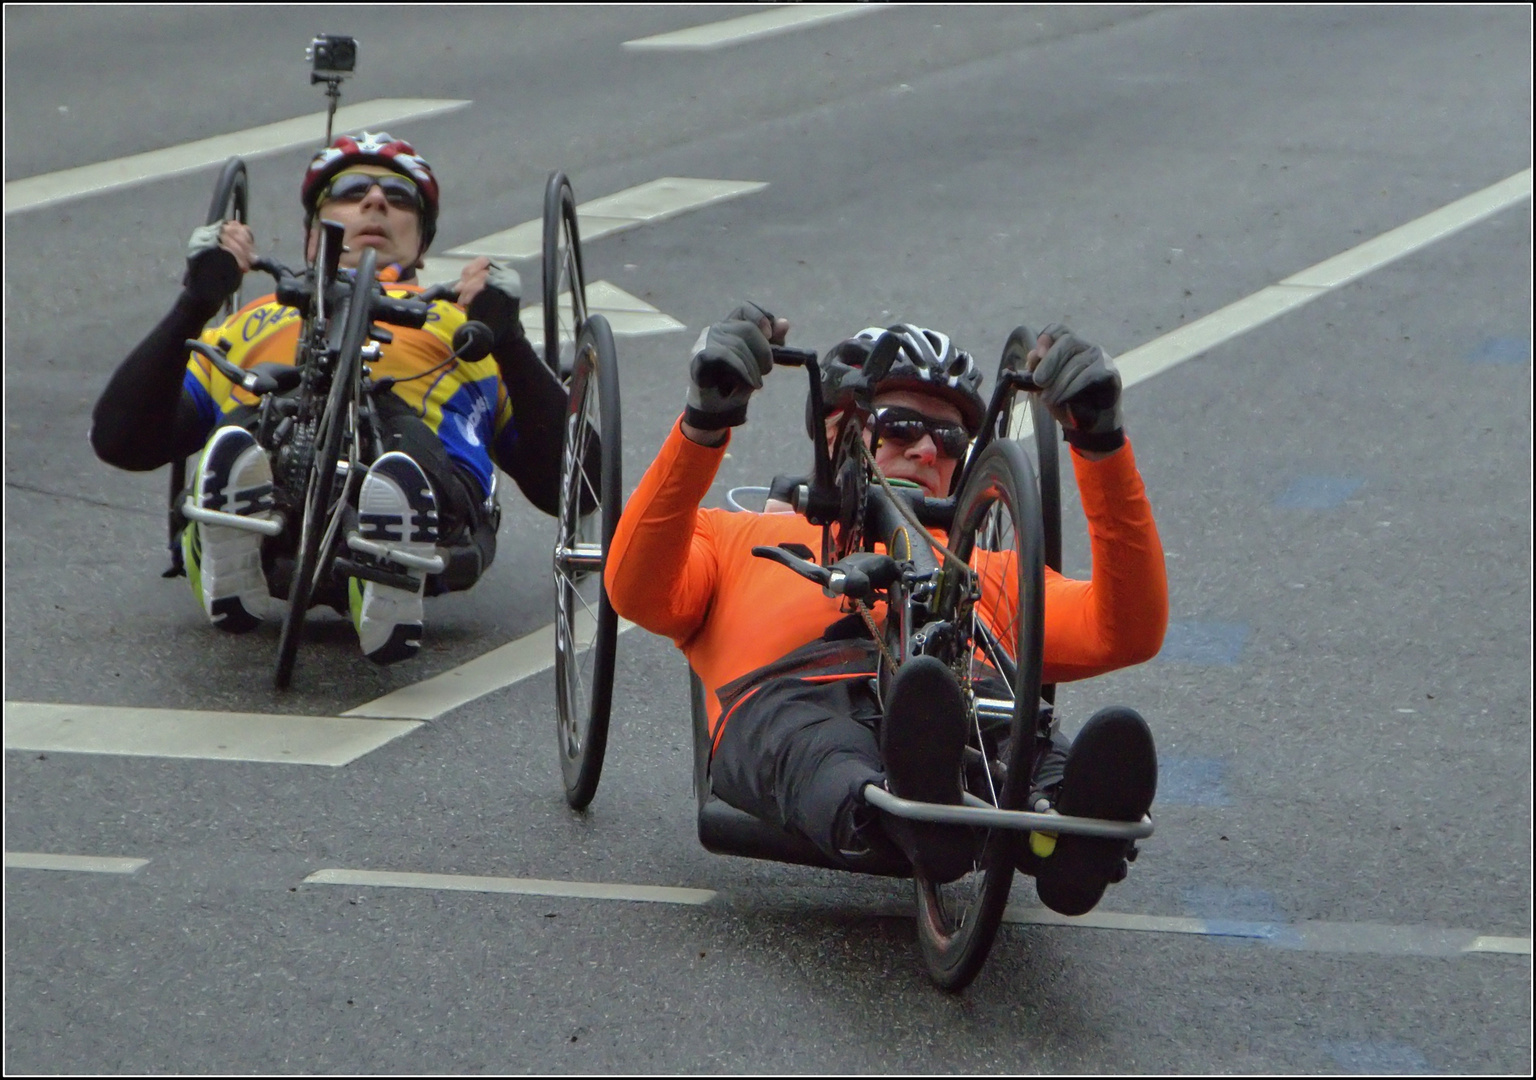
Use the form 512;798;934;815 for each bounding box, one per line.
5;852;149;875
623;4;880;51
302;864;1531;956
4;98;472;214
306;867;715;906
443;177;769;261
3;702;421;766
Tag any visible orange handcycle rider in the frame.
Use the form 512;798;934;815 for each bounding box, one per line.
605;305;1168;917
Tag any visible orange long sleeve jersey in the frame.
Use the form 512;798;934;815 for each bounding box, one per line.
605;417;1169;738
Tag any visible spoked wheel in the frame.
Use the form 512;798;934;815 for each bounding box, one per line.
912;438;1045;991
553;314;622;808
206;157;250;321
273;249;376;690
542;171;588;381
169;157;251;577
998;323;1063;700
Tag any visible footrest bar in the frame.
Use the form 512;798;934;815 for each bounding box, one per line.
345;533;446;573
181;500;285;537
863;784;1153;839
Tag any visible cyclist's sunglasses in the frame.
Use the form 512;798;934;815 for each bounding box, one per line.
871;407;970;460
320;170;423;212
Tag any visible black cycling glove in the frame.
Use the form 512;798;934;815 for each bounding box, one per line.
685;302;776;430
1031;323;1124;452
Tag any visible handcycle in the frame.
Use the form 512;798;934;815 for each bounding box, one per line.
558;325;1153;991
171;160;498;689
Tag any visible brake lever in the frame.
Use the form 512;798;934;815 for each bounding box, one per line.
750;545;898;602
752;544;833;591
186;339;284;396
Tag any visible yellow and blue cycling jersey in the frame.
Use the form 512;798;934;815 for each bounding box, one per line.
183;279;514;499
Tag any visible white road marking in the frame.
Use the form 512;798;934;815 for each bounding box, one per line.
412;263;686;339
4;98;472;214
345;615;637;721
2;702;420;766
623;4;879;51
1009;168;1533;432
4;852;149;875
444;177;769;261
306;867;715;905
1005;907;1532;956
1466;935;1534;955
300;864;1531;956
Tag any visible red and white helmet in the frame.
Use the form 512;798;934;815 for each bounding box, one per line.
301;131;440;251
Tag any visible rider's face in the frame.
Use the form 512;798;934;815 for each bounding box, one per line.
825;389;967;497
306;165;425;271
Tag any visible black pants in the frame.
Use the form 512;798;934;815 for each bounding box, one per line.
710;672;1073;869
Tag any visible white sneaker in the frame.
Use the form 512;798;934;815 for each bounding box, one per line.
183;425;273;632
349;451;439;664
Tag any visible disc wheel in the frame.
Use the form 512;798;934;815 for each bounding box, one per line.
273;249;375;690
553;314;622;808
912;438;1045;991
542;171;588;380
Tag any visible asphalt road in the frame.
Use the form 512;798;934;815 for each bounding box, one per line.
5;5;1531;1073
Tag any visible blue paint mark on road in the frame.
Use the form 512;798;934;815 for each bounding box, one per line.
1158;621;1249;665
1325;1040;1432;1074
1274;475;1364;509
1183;885;1302;946
1469;336;1529;365
1158;757;1231;807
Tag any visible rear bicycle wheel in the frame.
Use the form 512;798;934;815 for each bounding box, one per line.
542;171;588;380
912;438;1045;991
273;250;376;689
553;315;622;808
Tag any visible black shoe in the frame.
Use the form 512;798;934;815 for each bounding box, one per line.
878;656;974;884
1034;707;1156;917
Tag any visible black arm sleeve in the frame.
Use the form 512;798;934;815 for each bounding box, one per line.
491;331;568;517
89;290;224;472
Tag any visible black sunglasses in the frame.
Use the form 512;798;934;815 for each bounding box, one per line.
871;407;970;460
321;171;423;212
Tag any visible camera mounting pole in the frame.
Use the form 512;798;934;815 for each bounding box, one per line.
306;34;358;146
316;72;344;145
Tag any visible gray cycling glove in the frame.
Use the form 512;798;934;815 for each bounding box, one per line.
685;302;776;430
1031;323;1124;452
184;222;242;308
466;263;524;346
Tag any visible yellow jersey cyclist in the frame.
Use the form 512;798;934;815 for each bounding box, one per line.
90;133;568;664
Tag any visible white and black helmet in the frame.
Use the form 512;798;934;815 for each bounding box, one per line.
807;323;986;438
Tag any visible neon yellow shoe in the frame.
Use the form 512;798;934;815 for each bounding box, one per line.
184;426;273;632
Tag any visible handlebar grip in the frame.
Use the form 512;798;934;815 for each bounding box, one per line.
371;294;430;330
771;346;818;368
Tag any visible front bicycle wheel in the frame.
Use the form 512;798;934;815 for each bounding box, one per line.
542;171;588;380
912;438;1045;991
273;249;375;690
553;314;621;808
